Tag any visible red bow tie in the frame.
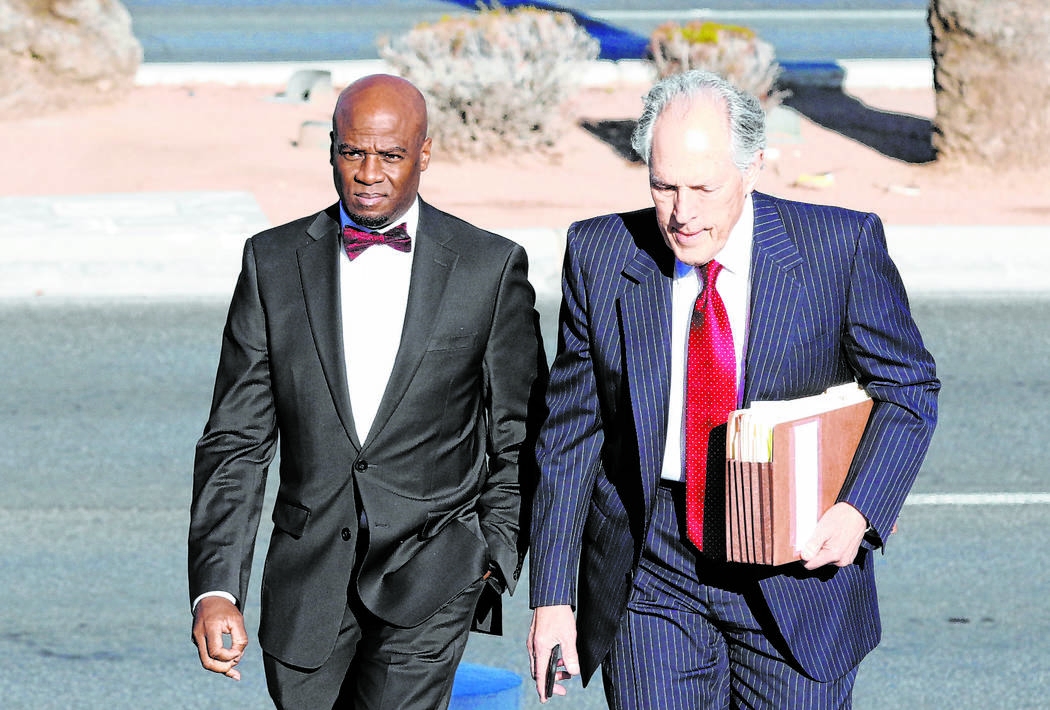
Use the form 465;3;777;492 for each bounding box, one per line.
342;223;412;261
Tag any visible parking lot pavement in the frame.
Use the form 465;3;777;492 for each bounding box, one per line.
2;292;1048;709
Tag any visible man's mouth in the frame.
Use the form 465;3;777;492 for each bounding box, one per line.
673;226;709;242
354;193;387;207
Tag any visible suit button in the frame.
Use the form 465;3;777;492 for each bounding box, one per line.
341;527;352;541
354;460;368;472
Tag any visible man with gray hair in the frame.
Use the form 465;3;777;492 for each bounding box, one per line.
526;70;938;707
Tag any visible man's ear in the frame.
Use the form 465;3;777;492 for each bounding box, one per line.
745;151;764;191
419;136;433;172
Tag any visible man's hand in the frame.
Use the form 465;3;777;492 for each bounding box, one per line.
800;502;869;570
527;605;580;703
191;596;249;681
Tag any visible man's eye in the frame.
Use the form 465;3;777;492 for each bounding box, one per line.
342;150;364;160
382;154;404;163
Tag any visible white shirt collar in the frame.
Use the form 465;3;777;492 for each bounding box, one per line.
339;197;420;239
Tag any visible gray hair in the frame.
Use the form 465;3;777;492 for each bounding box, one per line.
630;70;767;172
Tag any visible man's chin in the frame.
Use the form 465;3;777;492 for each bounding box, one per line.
667;233;726;266
669;243;718;267
346;208;393;230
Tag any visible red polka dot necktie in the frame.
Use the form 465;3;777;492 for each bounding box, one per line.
685;260;736;552
342;223;412;261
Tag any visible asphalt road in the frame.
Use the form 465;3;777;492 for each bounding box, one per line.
123;0;932;63
1;292;1047;709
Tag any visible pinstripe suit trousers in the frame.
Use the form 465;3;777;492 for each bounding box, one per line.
601;485;858;710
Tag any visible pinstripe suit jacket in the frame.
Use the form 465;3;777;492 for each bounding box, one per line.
529;191;939;683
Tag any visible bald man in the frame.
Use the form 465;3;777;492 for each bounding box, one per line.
189;74;545;709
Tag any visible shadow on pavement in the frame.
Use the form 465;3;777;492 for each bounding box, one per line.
781;85;936;164
581;86;936;166
579;119;643;164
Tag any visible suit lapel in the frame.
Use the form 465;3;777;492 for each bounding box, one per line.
621;243;672;517
364;201;457;447
298;205;362;450
744;192;804;404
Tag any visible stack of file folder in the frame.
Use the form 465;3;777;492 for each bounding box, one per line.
725;383;873;565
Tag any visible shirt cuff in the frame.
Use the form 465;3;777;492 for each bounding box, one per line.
191;591;237;614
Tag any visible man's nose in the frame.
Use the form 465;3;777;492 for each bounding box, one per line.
356;154;384;184
672;189;698;225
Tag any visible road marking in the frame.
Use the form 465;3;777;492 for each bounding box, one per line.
906;493;1050;506
590;9;926;23
5;494;1049;524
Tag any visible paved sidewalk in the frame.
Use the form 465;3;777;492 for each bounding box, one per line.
1;191;1047;300
0;192;267;299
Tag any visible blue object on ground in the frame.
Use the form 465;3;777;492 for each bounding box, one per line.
450;663;523;710
439;0;650;60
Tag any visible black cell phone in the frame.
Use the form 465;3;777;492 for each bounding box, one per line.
545;644;563;698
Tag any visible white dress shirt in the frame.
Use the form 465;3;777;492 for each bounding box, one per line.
193;199;419;613
660;193;755;482
339;199;418;442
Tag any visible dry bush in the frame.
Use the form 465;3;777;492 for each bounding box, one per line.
379;4;599;156
649;21;786;109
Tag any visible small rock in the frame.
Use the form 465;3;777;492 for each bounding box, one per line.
793;172;835;189
886;183;921;197
296;120;331;150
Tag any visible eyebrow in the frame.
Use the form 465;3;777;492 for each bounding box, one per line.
651;176;719;191
336;143;409;154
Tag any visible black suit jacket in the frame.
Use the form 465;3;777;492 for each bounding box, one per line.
189;200;545;670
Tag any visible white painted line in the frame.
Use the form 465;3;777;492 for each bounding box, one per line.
906;493;1050;506
136;60;389;87
134;58;931;90
839;58;932;90
134;58;656;88
591;9;926;22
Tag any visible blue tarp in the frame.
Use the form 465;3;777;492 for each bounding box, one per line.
450;663;522;710
438;0;650;60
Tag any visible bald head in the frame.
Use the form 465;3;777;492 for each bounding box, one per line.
330;74;432;229
334;74;428;139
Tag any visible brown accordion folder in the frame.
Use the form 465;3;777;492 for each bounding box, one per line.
724;385;873;565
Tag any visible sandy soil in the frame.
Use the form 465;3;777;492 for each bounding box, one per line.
5;81;1048;233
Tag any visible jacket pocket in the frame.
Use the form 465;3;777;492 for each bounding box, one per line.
271;498;311;539
426;332;477;352
419;505;480;541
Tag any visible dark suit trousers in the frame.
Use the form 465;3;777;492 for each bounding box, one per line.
264;577;485;710
601;484;858;710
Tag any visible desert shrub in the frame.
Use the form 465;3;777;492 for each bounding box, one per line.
379;3;599;156
648;21;786;109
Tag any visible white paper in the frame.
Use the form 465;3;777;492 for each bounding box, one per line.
793;420;820;551
731;382;869;463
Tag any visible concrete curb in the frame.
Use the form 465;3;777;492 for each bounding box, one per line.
1;192;1046;300
0;192;266;300
507;225;1050;298
135;58;933;91
885;225;1050;294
